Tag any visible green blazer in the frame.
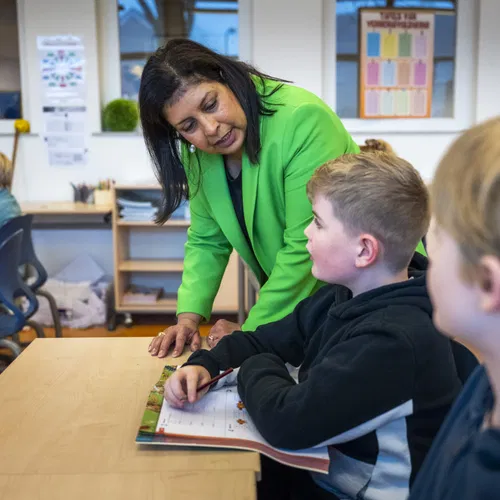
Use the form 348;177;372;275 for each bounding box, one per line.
177;81;359;330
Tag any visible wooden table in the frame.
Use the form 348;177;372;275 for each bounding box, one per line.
0;338;259;499
21;201;113;215
21;201;113;230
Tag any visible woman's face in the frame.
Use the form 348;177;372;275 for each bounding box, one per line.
164;81;247;158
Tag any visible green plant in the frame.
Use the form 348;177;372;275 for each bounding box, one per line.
102;98;139;132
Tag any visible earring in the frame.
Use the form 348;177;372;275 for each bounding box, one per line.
189;144;196;153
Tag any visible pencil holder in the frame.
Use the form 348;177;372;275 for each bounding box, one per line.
72;185;94;203
94;190;113;206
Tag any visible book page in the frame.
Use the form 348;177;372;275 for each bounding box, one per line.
155;385;328;462
157;386;261;441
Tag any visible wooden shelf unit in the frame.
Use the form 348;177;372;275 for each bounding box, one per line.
118;260;184;272
116;297;178;313
116;219;190;227
112;185;239;315
22;201;113;215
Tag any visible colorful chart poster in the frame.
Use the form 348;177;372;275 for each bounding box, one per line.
37;35;88;166
359;9;435;119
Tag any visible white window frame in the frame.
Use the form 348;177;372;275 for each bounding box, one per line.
323;0;478;133
0;0;29;135
97;0;253;126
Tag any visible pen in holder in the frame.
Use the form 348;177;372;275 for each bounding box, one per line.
71;183;95;203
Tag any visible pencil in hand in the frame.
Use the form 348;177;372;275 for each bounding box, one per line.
197;368;234;393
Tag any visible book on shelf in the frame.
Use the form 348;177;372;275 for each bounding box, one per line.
136;365;330;474
117;196;159;222
116;196;155;209
122;285;162;304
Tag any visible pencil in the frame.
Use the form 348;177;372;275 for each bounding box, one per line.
197;368;234;392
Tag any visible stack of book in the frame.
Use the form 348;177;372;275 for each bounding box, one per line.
118;197;158;222
122;285;162;305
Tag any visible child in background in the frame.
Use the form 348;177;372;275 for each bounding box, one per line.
408;118;500;500
359;138;394;154
164;152;462;500
0;152;21;227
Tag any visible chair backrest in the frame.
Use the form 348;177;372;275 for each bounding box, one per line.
0;229;24;303
0;230;39;338
0;214;48;290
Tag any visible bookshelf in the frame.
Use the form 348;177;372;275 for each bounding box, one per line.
117;219;190;227
112;185;239;315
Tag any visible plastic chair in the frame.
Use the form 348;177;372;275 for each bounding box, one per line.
0;215;62;337
0;230;42;352
0;339;22;359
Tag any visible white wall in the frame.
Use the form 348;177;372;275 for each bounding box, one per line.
3;0;156;203
251;0;324;98
476;0;500;122
4;0;500;275
246;0;497;181
8;0;500;199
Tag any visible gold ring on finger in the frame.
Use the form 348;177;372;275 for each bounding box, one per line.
157;331;166;337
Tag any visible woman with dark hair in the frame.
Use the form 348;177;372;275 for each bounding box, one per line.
143;39;358;358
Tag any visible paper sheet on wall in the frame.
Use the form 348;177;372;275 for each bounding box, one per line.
359;9;436;119
37;35;89;166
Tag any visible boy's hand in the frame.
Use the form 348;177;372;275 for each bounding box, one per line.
164;366;212;408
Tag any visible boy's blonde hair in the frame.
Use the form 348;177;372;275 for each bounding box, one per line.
0;153;13;189
431;117;500;280
307;152;430;272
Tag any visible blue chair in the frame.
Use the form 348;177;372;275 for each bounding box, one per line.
0;230;40;357
0;215;62;338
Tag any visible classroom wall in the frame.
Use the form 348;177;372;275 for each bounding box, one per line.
248;0;490;178
3;0;500;275
2;0;156;203
5;0;500;201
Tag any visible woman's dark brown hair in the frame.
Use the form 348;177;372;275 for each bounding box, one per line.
139;39;286;223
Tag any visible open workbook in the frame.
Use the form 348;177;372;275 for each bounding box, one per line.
136;365;330;474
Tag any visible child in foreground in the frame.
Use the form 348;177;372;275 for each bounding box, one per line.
164;153;462;500
408;118;500;500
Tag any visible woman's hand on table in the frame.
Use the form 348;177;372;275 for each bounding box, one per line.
149;314;202;358
207;319;241;348
164;365;212;408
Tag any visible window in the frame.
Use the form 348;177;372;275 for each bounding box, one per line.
117;0;239;100
336;0;456;118
0;0;22;119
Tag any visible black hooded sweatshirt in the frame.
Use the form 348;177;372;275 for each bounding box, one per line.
185;256;462;500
